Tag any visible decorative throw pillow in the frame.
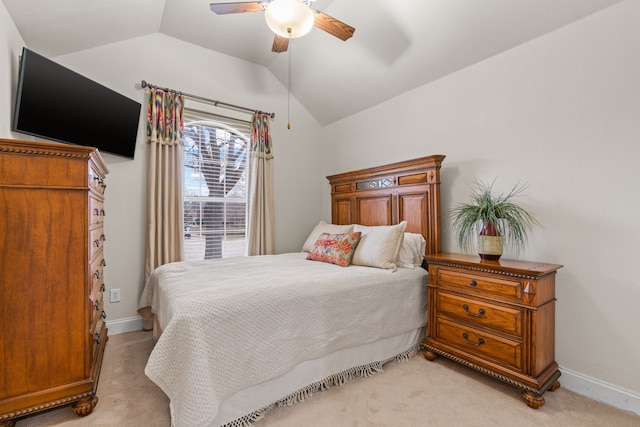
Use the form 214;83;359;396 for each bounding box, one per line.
306;232;362;267
302;220;355;252
351;221;407;270
397;233;427;268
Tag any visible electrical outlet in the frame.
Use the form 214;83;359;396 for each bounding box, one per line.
109;288;121;303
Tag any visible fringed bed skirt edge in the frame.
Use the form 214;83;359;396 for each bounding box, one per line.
222;343;420;427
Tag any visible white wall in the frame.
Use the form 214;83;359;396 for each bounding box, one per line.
321;0;640;405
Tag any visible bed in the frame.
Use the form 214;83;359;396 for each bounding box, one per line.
137;155;445;427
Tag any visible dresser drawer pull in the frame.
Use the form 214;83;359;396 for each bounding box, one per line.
94;270;101;279
94;332;101;345
469;279;477;287
93;177;107;189
94;299;100;311
94;239;101;248
100;283;105;292
101;310;107;320
462;304;486;317
94;208;100;215
462;332;485;347
101;259;107;267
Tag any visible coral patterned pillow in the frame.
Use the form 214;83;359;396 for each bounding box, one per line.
306;232;362;267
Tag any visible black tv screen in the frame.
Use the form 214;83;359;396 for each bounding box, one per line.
12;48;141;159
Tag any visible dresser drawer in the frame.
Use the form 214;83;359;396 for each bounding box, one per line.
435;318;523;371
437;292;523;337
89;196;105;225
90;287;104;324
437;269;522;302
89;165;106;195
90;255;105;291
90;226;106;256
92;318;106;359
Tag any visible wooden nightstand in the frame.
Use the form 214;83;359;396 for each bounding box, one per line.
422;253;563;409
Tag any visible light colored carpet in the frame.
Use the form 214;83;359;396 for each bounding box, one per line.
14;330;640;427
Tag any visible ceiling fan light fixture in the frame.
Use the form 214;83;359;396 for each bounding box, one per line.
264;0;314;39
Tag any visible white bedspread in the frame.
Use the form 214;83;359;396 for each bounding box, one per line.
138;252;428;427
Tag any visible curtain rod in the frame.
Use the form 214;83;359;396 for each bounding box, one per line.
140;80;275;119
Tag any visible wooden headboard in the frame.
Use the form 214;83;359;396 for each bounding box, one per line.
327;155;445;256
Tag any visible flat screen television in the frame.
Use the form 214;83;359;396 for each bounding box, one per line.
12;48;141;159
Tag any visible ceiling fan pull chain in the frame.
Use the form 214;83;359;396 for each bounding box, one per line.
287;28;292;130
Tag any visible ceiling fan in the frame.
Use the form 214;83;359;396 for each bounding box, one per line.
210;0;355;53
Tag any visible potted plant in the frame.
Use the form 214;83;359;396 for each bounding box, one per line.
450;179;539;261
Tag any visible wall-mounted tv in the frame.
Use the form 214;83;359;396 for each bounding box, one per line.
12;48;141;159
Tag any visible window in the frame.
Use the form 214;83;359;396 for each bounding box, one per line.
183;109;251;261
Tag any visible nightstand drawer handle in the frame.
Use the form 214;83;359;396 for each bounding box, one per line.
462;304;485;317
469;279;477;287
462;332;485;347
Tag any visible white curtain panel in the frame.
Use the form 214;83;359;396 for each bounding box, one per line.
145;89;185;279
247;114;275;256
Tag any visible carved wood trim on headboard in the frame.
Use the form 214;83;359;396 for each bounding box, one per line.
327;155;445;256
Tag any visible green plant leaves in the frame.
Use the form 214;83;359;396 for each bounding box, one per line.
450;179;540;254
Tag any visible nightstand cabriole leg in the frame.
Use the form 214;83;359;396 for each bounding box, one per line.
423;349;437;361
71;395;99;417
521;390;545;409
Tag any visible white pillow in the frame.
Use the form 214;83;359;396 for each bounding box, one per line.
397;233;427;268
302;220;355;252
352;221;407;270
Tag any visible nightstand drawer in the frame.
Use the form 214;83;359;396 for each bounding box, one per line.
435;318;523;371
437;269;522;302
437;292;523;337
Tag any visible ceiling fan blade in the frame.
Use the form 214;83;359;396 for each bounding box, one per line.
210;2;265;14
313;11;355;41
272;35;289;53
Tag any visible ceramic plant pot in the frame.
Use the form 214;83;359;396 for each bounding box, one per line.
477;222;503;261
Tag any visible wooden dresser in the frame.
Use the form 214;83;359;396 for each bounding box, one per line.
0;138;108;426
422;253;562;408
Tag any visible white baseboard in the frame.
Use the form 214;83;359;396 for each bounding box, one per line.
560;366;640;416
104;318;639;417
106;316;143;335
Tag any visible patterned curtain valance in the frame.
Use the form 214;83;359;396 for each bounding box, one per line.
146;88;184;146
250;113;274;159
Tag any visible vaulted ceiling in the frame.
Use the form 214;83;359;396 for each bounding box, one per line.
2;0;623;125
